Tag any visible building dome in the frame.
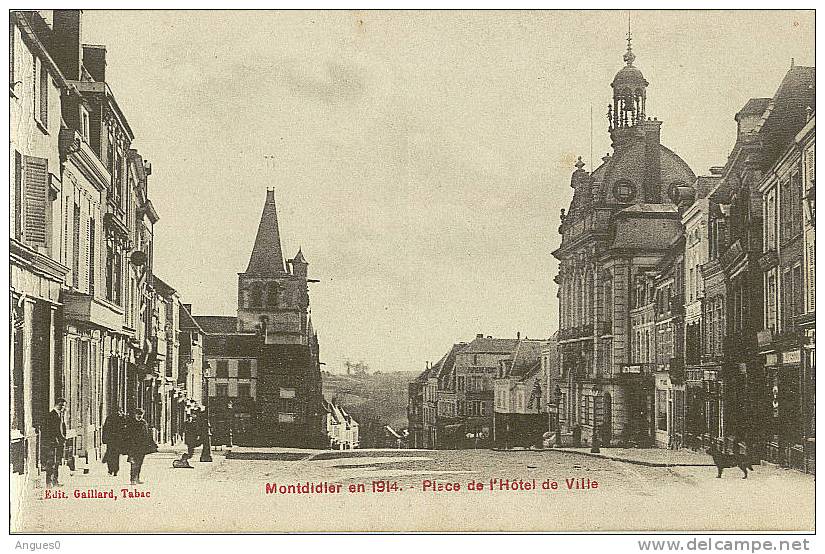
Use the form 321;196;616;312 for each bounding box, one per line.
611;64;647;90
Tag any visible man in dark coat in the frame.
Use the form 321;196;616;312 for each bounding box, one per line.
41;398;67;487
183;413;201;460
102;409;126;476
125;408;154;484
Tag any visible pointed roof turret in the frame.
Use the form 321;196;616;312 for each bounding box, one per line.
293;247;307;264
245;189;286;275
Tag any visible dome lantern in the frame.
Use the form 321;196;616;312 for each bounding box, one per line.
608;23;648;132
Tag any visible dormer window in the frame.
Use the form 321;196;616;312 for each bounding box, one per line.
80;105;90;142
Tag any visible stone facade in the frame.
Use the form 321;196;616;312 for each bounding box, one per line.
553;36;695;447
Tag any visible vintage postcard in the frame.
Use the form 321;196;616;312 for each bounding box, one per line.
8;8;816;534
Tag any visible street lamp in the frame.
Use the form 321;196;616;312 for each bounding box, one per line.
227;400;234;448
553;385;562;447
200;361;213;462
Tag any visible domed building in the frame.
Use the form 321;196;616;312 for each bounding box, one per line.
551;33;695;447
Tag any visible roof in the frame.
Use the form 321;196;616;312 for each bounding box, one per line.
244;189;286;276
520;360;542;381
432;343;465;379
757;65;815;169
508;340;547;377
152;275;176;298
612;212;683;250
695;175;723;200
13;12;70;90
178;304;203;333
591;143;696;207
460;337;519;354
413;366;432;384
736;98;771;119
203;333;260;357
193;315;239;334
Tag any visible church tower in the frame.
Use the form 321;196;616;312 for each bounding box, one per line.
237;189;311;344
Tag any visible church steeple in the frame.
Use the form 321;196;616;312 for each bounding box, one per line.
245;189;286;275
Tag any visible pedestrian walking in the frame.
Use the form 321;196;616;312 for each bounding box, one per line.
102;409;126;476
41;398;68;488
125;408;157;484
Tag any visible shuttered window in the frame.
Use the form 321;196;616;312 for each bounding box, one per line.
33;56;48;128
13;151;22;239
82;209;89;292
806;241;815;313
72;202;80;287
88;218;96;296
39;58;48;127
22;155;48;247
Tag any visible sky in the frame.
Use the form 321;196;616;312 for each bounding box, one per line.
79;10;814;374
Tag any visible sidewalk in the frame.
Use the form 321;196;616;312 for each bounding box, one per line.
552;446;714;467
20;445;228;499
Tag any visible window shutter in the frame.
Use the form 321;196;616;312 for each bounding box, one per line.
13;151;22;240
807;242;815;313
84;210;90;292
88;218;96;296
22;155;48;247
806;149;815;186
72;202;81;287
39;60;48;127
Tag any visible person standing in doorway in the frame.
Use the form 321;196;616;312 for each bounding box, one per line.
102;409;126;476
125;408;154;484
41;398;67;488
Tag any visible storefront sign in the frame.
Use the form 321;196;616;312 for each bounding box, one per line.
782;350;801;365
765;353;779;367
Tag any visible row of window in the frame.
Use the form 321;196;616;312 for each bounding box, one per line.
432;400;488;417
241;282;287;309
560;273;596;329
765;264;804;334
214;383;253;398
455;375;486;392
212;358;254;378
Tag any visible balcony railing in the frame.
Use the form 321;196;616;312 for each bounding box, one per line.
559;325;594;341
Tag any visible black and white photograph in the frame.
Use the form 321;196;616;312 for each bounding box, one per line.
7;6;816;536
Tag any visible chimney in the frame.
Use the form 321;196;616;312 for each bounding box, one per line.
642;119;662;202
182;303;192;314
51;10;83;80
709;166;724;176
82;44;107;82
476;333;484;339
517;331;521;340
266;188;275;203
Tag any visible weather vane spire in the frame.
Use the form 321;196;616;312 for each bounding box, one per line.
623;12;636;66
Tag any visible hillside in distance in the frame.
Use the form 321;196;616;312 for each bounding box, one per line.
322;370;418;447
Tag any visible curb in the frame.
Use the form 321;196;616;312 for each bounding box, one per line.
553;448;715;468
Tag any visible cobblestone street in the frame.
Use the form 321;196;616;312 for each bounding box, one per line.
14;447;814;533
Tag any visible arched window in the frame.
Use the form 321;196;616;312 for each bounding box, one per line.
267;282;280;307
603;272;614;328
572;276;580;327
250;283;263;307
585;269;594;325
